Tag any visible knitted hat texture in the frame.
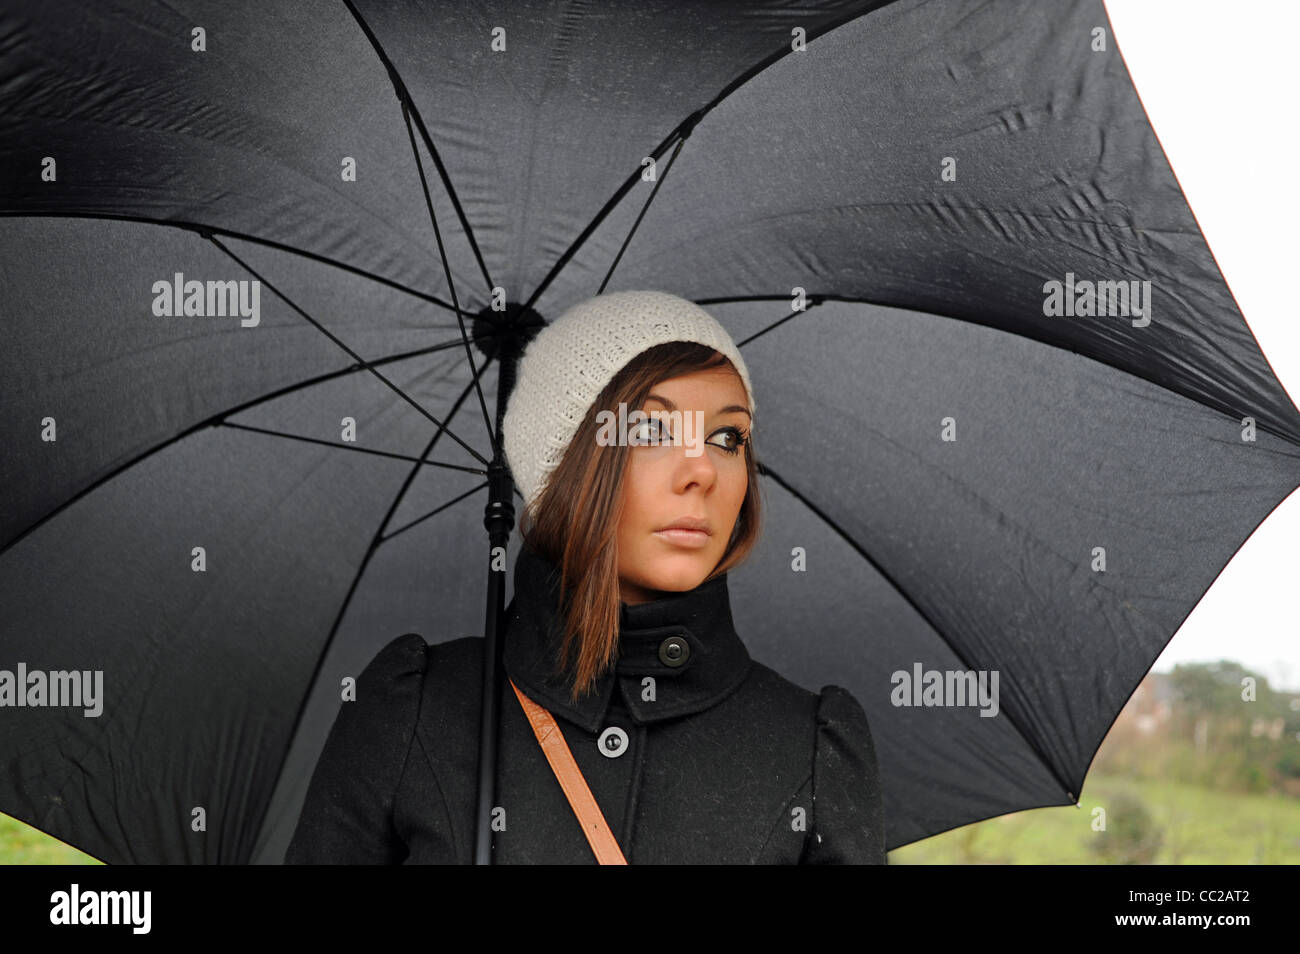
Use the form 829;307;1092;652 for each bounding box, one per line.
502;290;756;510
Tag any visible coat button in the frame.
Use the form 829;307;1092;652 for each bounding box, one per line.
658;635;690;667
597;726;628;758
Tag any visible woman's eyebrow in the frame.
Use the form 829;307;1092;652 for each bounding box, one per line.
645;394;751;418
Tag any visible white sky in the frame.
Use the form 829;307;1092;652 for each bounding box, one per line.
1104;0;1300;691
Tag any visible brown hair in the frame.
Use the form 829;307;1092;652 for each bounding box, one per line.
518;341;762;703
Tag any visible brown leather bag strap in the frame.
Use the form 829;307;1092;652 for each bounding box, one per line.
509;678;628;865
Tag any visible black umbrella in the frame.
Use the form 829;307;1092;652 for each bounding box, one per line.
2;0;1298;864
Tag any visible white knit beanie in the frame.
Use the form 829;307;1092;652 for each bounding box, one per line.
502;290;756;510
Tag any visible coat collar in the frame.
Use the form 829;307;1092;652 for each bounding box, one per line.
503;545;751;732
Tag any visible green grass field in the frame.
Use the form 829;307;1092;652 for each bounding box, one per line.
1;814;101;864
3;770;1297;863
887;772;1300;864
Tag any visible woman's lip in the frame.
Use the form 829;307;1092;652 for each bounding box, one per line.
653;528;712;549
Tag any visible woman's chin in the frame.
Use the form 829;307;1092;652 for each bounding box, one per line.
636;556;713;593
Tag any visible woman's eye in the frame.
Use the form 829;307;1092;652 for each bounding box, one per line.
708;426;748;456
631;417;668;444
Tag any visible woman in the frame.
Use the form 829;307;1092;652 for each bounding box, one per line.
286;290;886;864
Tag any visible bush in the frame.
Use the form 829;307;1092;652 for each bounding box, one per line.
1088;789;1164;864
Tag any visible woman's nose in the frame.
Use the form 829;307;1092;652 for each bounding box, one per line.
672;435;717;492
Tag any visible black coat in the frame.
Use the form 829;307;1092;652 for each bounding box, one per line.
286;546;887;864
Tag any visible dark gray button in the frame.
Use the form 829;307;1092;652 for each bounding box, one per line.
598;726;628;758
658;635;690;667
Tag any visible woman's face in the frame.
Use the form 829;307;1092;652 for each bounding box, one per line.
615;367;751;604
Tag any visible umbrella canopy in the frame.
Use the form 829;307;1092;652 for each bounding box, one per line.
2;0;1298;863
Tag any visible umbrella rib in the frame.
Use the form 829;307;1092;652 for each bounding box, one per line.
758;460;1078;801
0;333;494;559
401;97;497;449
713;292;1300;448
521;118;699;315
343;0;495;295
218;422;487;475
733;302;817;348
0;211;461;314
377;479;491;544
363;338;496;551
208;235;490;468
263;361;492;859
596;134;688;295
520;1;894;314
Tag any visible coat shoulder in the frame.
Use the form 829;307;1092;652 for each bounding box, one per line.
423;633;484;672
730;664;876;759
738;663;878;746
422;635;483;696
720;661;823;783
737;659;821;719
333;631;430;744
413;635;485;757
284;631;431;864
366;631;432;677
